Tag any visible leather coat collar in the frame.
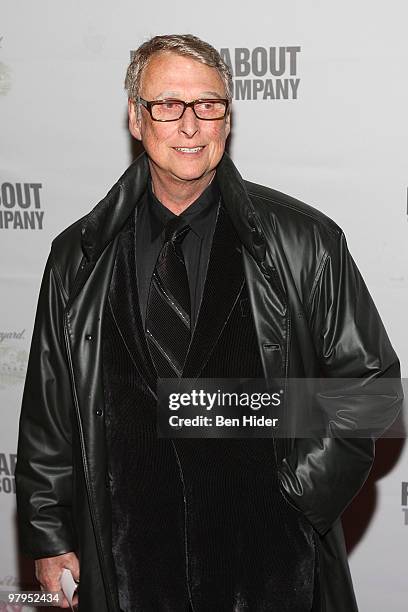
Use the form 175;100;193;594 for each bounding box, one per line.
80;152;267;267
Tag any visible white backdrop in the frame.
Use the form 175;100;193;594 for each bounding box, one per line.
1;1;407;610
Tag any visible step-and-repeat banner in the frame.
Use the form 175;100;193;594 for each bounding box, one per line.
1;1;407;610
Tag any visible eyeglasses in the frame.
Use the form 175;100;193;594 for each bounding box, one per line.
136;96;230;122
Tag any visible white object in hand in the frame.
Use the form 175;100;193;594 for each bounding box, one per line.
60;568;78;610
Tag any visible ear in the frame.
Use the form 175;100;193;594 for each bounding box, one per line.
128;98;142;141
224;108;231;138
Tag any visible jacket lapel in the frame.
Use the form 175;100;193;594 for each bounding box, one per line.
108;211;157;394
183;204;244;378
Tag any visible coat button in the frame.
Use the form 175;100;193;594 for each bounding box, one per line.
96;409;103;416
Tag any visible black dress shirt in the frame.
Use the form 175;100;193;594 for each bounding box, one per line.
135;176;221;330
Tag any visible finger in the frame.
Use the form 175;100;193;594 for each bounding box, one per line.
41;578;63;593
70;566;80;583
63;556;80;582
58;598;71;609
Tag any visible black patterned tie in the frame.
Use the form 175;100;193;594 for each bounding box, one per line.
145;216;191;378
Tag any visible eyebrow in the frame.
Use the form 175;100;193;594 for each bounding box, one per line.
154;90;225;100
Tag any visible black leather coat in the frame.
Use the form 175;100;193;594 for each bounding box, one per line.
16;152;401;611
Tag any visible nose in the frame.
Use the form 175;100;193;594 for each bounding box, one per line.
178;106;199;138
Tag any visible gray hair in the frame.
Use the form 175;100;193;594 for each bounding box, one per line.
125;34;233;101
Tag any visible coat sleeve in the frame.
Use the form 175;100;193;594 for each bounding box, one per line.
15;248;76;558
278;230;402;535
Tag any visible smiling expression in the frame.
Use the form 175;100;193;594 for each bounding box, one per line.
128;52;231;192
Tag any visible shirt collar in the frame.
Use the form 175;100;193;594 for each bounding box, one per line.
147;175;220;241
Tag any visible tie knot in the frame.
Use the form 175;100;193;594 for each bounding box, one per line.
164;216;190;243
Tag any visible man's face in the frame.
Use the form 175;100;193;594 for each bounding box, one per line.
128;52;231;187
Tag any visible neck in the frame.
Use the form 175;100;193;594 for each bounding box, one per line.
149;164;215;215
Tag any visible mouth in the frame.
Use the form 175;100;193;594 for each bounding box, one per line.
173;146;205;154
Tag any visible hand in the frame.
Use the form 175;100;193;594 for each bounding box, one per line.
35;551;79;608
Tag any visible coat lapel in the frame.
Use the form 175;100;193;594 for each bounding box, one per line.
183;204;244;378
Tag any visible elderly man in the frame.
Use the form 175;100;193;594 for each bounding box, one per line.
16;34;400;612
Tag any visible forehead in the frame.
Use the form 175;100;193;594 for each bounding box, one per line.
140;51;226;98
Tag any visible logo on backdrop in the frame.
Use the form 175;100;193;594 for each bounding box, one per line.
0;330;27;389
0;35;12;96
0;183;44;230
0;575;18;587
0;454;16;495
402;482;408;525
219;46;301;101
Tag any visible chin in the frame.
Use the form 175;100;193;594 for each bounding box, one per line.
172;165;212;183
